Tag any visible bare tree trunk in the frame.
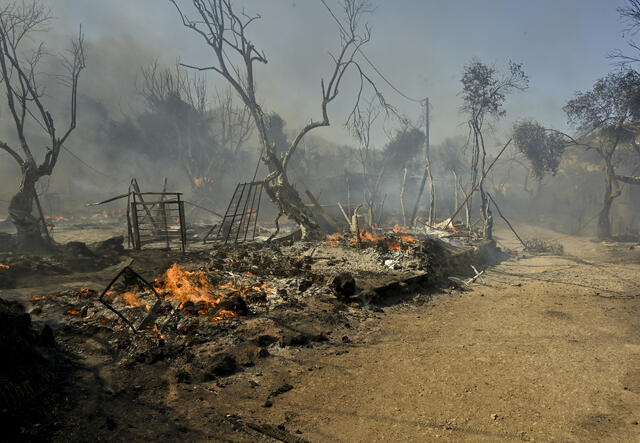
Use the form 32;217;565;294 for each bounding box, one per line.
171;0;388;241
8;164;52;251
451;170;459;221
597;160;621;240
400;167;407;226
0;6;85;252
424;98;436;226
480;188;493;239
263;167;321;239
410;166;428;227
457;179;471;229
465;200;471;230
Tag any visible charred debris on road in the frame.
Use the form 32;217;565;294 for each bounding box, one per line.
0;185;503;438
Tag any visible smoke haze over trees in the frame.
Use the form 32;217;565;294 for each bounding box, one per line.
1;0;640;240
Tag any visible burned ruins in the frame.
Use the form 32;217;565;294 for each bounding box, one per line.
1;1;640;442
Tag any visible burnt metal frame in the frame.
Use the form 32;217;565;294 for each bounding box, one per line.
214;181;263;244
98;266;162;333
128;191;187;252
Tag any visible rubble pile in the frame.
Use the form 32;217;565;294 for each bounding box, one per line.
0;222;496;440
27;229;475;352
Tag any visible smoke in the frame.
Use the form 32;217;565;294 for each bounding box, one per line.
1;0;638;237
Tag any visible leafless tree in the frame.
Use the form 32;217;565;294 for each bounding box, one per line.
169;0;390;239
0;1;85;250
213;88;253;162
352;97;384;228
139;62;252;204
611;0;640;67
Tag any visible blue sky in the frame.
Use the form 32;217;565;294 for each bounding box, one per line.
50;0;632;146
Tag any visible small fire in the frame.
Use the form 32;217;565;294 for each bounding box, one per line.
0;264;9;270
326;232;343;247
44;215;70;222
153;263;263;318
399;233;416;243
64;308;81;316
144;323;164;339
350;226;417;250
106;263;265;323
30;294;58;302
193;177;202;188
211;309;239;322
77;288;97;299
155;263;216;306
91;211;109;219
392;225;417;243
351;230;386;246
119;289;150;309
451;225;459;233
360;230;385;242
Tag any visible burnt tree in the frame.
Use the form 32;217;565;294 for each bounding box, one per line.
0;1;85;251
459;59;528;239
352;98;383;228
137;62;253;205
170;0;388;239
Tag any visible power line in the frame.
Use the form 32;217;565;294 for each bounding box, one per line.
19;105;123;181
60;145;123;181
319;0;424;104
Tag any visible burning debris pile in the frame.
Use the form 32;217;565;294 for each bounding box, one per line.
27;227;478;350
98;262;266;333
326;224;418;250
3;222;493;440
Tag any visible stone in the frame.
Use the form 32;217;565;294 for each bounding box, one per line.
327;272;356;298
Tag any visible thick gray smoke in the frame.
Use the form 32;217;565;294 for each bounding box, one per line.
1;0;638;238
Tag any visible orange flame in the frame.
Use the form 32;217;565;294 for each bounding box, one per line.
144;323;164;339
211;309;239;322
30;294;58;302
392;225;416;243
119;289;149;309
360;230;385;242
399;233;416;243
0;264;9;270
77;288;96;299
64;309;81;316
155;263;216;305
350;227;417;250
350;230;386;246
44;215;70;222
110;263;266;320
326;232;343;247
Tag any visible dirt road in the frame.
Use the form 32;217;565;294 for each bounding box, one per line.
247;227;640;442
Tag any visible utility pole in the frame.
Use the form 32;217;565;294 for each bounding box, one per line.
409;97;435;227
424;97;435;226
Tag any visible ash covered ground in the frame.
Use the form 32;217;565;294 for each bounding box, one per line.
0;218;498;441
